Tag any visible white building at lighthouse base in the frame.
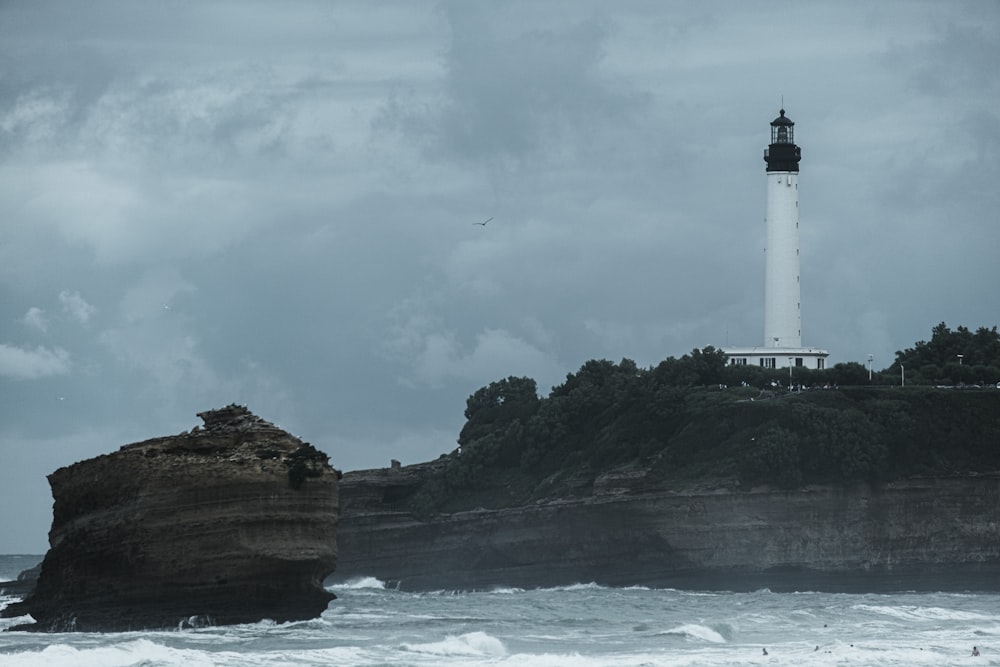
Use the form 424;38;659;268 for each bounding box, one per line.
722;345;829;370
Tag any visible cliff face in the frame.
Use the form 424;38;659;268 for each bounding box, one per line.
2;405;339;632
333;468;1000;592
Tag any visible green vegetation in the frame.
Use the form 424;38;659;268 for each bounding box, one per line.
283;443;330;489
887;322;1000;386
401;324;1000;515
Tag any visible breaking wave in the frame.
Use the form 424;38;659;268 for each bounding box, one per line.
402;630;507;657
659;623;728;643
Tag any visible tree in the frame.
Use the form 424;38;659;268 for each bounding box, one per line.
652;346;727;386
826;362;868;386
463;376;539;420
550;359;623;398
460;376;539;447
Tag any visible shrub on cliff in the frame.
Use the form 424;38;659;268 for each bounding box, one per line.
738;426;802;489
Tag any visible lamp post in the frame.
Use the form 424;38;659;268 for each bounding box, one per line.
957;354;964;365
901;364;905;387
788;357;793;391
868;354;873;382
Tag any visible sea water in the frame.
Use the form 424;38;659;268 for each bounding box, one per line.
1;555;997;666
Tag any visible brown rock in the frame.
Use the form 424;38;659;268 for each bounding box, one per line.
2;405;339;632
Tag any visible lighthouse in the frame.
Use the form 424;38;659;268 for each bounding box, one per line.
723;109;828;370
764;109;802;349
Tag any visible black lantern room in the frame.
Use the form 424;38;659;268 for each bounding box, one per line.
764;108;801;173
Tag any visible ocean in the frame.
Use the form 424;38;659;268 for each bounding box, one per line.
1;554;997;666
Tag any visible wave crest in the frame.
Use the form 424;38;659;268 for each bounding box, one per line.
853;604;993;622
659;623;727;643
403;631;507;657
332;576;387;590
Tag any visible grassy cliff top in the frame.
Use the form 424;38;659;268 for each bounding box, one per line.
391;383;1000;516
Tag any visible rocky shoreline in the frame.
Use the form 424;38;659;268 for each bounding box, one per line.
6;403;999;631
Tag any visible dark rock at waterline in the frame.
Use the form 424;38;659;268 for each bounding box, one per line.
0;563;41;598
1;405;339;632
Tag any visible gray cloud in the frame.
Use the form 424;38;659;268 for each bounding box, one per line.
59;290;96;324
21;307;48;333
0;344;70;380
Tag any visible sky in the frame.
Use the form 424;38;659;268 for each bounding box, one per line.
1;1;998;553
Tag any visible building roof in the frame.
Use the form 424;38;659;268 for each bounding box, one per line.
722;346;828;357
770;109;794;126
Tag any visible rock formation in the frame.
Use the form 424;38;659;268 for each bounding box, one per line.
2;405;339;632
333;465;1000;592
0;563;41;598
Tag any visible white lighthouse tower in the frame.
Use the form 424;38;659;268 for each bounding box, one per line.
764;109;802;349
723;109;828;370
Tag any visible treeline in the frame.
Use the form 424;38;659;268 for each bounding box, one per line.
887;322;1000;386
402;325;1000;515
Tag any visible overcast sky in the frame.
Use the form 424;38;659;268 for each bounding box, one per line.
1;1;997;553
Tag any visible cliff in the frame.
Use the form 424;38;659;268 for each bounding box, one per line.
333;469;1000;592
2;405;339;632
331;384;1000;592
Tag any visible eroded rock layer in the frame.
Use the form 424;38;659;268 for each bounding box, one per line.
333;467;1000;592
3;405;339;632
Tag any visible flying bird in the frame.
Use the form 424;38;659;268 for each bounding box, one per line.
474;217;493;226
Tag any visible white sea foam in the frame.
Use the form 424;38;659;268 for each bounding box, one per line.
415;588;471;597
0;641;379;667
0;596;33;632
403;631;507;657
973;623;1000;636
332;576;387;590
853;604;993;622
2;574;998;667
551;582;603;592
659;623;727;643
0;638;218;667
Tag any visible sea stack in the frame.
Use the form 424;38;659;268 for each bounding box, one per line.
2;405;339;632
